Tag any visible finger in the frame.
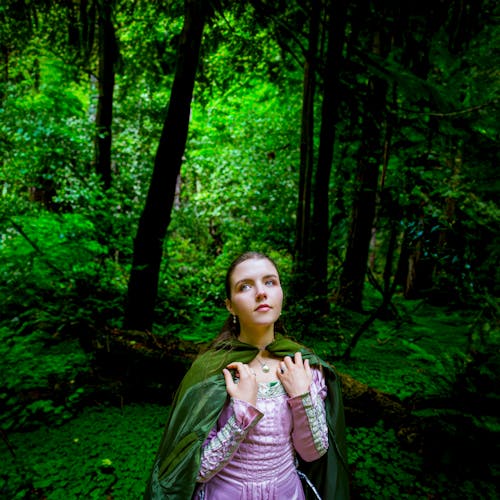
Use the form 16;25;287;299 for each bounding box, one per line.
222;368;235;389
279;361;287;374
227;362;244;370
294;351;304;367
230;362;254;379
241;363;252;376
304;358;312;376
283;356;294;369
226;362;245;376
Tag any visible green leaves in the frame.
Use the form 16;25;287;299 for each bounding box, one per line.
348;422;424;498
0;326;91;430
0;403;168;499
0;211;127;343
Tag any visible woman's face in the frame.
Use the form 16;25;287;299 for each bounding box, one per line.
225;258;283;330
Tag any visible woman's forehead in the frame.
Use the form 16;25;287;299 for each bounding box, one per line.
230;258;278;281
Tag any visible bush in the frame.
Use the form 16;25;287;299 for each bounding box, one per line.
0;327;91;430
0;212;124;333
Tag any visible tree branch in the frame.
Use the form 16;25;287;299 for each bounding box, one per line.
395;99;497;118
9;218;65;276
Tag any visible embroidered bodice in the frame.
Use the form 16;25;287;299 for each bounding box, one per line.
196;368;328;499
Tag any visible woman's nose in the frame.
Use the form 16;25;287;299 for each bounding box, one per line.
255;286;267;300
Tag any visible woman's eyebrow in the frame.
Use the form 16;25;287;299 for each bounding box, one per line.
263;274;279;281
233;278;253;288
234;273;279;287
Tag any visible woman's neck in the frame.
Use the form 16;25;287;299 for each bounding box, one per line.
238;327;275;351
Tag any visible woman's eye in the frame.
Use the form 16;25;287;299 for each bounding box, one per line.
265;279;277;286
239;283;251;291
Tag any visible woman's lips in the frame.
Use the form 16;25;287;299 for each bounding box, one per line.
255;304;271;311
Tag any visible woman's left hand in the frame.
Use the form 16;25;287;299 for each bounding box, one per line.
277;352;312;398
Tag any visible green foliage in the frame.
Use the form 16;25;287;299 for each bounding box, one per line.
0;210;126;429
1;390;496;499
0;403;168;499
199;6;300;101
0;212;124;332
347;420;496;499
117;2;182;87
333;304;482;400
180;76;300;255
348;422;424;498
0;2;497;498
1;0;496;339
0;326;91;430
0;55;92;213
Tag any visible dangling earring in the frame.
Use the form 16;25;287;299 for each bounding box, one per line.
233;315;237;324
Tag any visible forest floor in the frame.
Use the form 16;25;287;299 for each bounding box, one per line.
1;303;498;499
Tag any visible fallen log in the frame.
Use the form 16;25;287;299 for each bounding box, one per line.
86;327;413;432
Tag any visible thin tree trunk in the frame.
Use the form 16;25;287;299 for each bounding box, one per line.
294;0;320;275
124;0;208;332
94;0;116;189
367;83;395;271
309;0;347;312
335;29;388;311
434;144;462;284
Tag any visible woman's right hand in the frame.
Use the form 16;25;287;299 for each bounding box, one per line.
223;362;258;406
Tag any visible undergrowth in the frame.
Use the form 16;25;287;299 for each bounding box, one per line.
348;421;497;499
0;327;92;430
2;404;496;499
332;305;480;400
0;403;168;499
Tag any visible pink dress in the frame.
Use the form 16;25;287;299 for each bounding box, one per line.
195;368;329;499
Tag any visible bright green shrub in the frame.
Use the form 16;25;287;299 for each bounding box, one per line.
0;212;124;331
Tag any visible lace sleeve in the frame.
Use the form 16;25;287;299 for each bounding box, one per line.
288;367;329;462
196;398;263;482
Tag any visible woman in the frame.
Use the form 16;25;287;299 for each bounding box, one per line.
144;252;349;499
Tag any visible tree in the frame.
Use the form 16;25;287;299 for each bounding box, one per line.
334;0;495;310
292;0;348;316
94;0;119;189
294;0;319;284
389;0;497;301
124;0;210;331
335;91;388;310
309;0;348;311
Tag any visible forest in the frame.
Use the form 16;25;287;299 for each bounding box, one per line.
0;0;498;498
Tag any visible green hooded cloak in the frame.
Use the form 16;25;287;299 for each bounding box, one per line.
144;335;349;499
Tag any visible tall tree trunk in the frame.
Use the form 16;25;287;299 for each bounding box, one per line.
309;0;347;312
335;30;388;311
294;0;320;276
94;0;117;189
124;0;208;332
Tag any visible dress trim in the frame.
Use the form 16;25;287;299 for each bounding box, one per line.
257;380;287;399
